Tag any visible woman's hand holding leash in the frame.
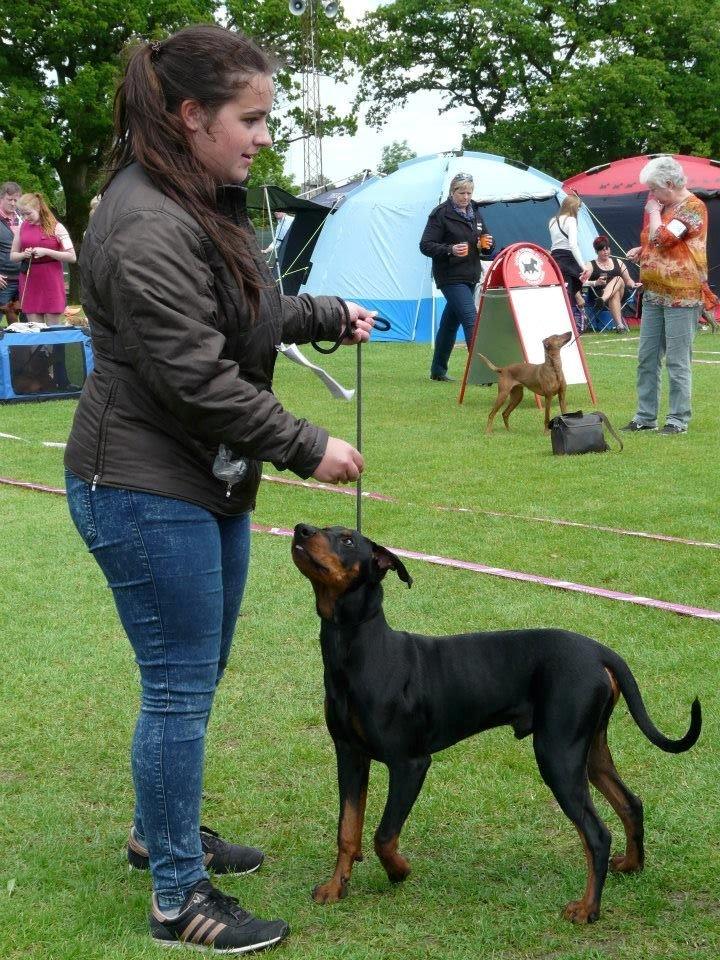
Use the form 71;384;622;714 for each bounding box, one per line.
341;301;377;345
313;437;364;484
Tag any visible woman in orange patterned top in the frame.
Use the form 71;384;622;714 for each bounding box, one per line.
622;156;707;435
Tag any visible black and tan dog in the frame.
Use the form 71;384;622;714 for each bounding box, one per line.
477;330;572;434
291;523;701;924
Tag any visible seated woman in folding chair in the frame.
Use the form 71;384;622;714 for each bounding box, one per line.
586;235;642;333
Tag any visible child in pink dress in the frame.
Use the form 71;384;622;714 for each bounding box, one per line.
10;192;76;324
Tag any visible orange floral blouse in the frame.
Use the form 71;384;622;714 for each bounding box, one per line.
638;194;707;307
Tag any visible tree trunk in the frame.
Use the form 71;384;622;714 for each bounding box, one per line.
57;158;93;303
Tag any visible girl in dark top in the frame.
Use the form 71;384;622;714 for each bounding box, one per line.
64;24;376;954
587;235;641;333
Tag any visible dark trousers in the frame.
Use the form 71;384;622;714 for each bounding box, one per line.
430;282;477;377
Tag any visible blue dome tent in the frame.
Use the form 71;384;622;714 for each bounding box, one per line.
299;152;597;342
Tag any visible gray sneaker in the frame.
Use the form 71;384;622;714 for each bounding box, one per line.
620;421;657;432
150;880;288;953
129;826;264;875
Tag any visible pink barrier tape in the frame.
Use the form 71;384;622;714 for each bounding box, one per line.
0;477;66;495
435;505;720;550
262;473;393;502
586;351;720;365
261;474;720;551
4;479;719;621
251;523;720;621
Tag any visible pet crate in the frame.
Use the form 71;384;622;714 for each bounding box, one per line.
0;326;94;402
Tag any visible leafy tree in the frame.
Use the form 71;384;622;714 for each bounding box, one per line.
355;0;720;180
0;0;216;297
0;0;358;298
0;139;57;200
378;139;416;174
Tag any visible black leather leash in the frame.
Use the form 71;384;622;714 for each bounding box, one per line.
311;309;391;354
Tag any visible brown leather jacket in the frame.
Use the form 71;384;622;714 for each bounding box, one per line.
65;164;346;515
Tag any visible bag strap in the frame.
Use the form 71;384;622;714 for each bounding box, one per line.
554;216;570;240
596;411;624;451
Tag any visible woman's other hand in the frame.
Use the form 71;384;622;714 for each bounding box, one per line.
451;243;469;257
341;302;376;344
580;264;592;283
645;197;662;215
312;437;364;484
626;246;642;261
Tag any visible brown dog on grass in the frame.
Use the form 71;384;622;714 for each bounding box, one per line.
477;330;572;434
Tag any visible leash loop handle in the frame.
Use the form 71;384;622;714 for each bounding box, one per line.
311;313;391;355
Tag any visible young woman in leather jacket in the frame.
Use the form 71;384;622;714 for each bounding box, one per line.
64;24;375;953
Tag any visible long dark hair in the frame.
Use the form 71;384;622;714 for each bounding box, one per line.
106;24;275;319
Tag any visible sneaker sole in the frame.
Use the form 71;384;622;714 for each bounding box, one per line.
152;929;288;953
129;852;264;876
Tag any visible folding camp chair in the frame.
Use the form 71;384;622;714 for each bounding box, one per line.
583;285;614;332
584;283;639;332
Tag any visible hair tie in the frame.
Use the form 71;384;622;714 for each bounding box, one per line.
149;40;162;62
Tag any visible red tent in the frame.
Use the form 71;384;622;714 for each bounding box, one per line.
563;155;720;297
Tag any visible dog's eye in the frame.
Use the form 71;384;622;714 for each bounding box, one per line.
341;536;354;546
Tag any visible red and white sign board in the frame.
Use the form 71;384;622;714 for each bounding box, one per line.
459;242;596;406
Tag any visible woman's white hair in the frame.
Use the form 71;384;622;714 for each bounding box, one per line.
639;155;687;190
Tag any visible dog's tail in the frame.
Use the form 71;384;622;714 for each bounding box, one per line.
475;352;501;372
607;652;701;753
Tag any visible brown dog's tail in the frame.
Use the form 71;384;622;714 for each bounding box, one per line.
475;352;500;372
607;652;701;753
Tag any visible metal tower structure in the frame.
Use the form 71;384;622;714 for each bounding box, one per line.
289;0;338;194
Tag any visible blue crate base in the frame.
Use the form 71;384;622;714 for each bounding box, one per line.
0;326;94;401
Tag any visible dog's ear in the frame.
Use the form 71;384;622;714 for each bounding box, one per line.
370;542;413;588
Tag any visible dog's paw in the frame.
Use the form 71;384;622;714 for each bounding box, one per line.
386;856;411;884
312;879;348;904
610;853;643;873
562;899;599;924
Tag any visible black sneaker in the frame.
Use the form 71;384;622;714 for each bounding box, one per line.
660;423;687;435
129;826;264;875
150;880;288;953
620;421;657;432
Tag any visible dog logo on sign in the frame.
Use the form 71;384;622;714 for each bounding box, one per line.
514;248;546;286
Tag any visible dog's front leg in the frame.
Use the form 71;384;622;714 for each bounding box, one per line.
543;393;553;433
313;740;370;904
558;381;568;415
374;756;431;884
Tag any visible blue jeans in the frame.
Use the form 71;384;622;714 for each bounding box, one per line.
0;277;19;305
65;471;251;908
634;298;700;429
430;282;478;377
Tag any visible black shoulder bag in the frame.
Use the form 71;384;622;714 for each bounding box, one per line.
549;410;623;455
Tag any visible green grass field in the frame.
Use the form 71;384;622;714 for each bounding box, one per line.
1;333;718;959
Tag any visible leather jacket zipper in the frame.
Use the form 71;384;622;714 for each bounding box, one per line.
92;379;119;490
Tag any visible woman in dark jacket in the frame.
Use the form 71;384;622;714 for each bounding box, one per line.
419;173;494;381
64;25;375;954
